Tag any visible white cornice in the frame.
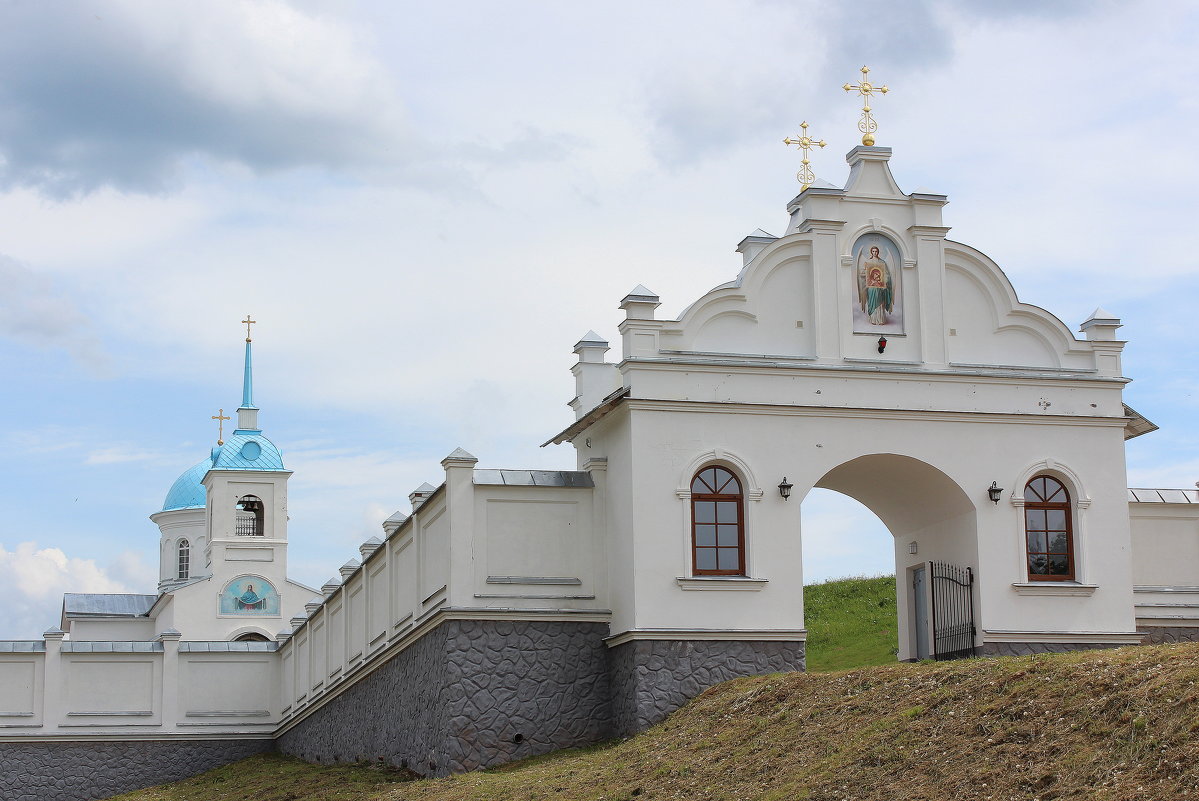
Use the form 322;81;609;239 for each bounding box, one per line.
675;577;768;591
1010;582;1099;597
982;630;1142;643
623;398;1126;430
603;628;806;647
621;358;1123;385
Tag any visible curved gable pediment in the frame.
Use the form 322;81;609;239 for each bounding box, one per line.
943;242;1093;370
659;238;815;357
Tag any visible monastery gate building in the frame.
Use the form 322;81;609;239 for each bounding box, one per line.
1;145;1197;801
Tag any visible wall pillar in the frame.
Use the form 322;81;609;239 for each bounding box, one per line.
158;628;182;730
41;628;63;728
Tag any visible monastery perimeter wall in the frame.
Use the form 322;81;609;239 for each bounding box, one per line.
277;619;612;775
0;637;281;800
0;739;271;801
7;447;1195;798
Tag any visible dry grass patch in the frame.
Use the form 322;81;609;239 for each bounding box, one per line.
117;642;1199;801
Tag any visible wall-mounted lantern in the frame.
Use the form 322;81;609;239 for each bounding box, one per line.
778;477;793;500
909;541;918;555
877;336;887;354
988;481;1004;504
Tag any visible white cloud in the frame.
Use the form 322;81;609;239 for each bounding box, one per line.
0;254;109;368
0;542;151;638
85;446;177;466
0;0;414;196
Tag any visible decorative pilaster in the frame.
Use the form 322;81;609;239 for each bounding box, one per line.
158;628;182;729
42;627;64;727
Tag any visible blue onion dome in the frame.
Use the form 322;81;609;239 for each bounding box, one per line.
208;432;286;472
161;459;210;512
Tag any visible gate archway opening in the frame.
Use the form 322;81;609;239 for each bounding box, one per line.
801;454;979;665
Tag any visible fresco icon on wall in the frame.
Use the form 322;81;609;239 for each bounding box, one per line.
219;576;280;615
851;233;904;334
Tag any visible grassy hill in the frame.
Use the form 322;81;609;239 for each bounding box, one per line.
802;575;898;672
118;640;1199;801
115;578;1199;800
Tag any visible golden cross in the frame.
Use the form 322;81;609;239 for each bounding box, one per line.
242;315;256;342
783;121;827;190
843;65;889;146
211;408;230;445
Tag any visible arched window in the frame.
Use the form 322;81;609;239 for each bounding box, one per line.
176;539;190;580
235;495;265;537
691;466;745;576
233;632;270;642
1024;476;1075;581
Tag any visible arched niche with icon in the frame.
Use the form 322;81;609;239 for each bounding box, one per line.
219;575;280;616
851;232;903;334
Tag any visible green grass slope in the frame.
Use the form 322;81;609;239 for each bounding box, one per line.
118;641;1199;801
803;575;898;672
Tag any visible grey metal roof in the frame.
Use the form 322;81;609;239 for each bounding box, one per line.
543;387;630;446
61;641;163;653
1129;488;1199;504
1123;403;1159;440
0;641;46;653
63;593;156;618
473;469;594;488
178;641;277;652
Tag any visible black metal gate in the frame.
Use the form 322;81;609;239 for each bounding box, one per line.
930;561;976;660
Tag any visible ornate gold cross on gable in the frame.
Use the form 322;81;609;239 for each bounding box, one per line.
242;315;256;342
843;65;889;146
783;121;827;190
212;408;231;446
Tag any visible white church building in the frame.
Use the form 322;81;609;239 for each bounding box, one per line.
65;336;317;646
1;143;1197;801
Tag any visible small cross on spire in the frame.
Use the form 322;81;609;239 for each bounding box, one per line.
783;121;827;190
211;408;231;446
843;65;889;146
242;315;256;343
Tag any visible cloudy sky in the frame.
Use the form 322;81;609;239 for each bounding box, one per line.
0;0;1195;638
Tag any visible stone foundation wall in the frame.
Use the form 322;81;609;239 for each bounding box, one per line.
607;639;805;738
0;738;271;801
1138;626;1199;644
980;641;1128;657
277;619;612;776
277;621;451;773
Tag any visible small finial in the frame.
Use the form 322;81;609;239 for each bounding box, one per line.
843;65;889;146
783;120;827;190
242;314;256;343
211;408;230;445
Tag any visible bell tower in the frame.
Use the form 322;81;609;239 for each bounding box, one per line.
201;320;293;604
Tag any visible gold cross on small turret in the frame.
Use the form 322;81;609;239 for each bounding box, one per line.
242;315;256;342
211;408;230;446
843;65;889;146
783;121;827;190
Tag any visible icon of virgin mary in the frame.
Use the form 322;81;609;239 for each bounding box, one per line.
236;582;265;611
857;245;894;325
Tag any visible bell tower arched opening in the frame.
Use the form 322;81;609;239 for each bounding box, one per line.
803;453;980;664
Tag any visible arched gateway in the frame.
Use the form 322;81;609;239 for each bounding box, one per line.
549;144;1152;731
809;454;977;661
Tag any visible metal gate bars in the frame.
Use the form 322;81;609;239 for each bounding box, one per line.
930;560;976;660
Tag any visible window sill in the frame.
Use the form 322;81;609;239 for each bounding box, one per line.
1011;582;1098;597
676;576;768;591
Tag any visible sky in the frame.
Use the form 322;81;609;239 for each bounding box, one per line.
0;0;1196;638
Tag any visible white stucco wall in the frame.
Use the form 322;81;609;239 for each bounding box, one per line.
568;144;1142;659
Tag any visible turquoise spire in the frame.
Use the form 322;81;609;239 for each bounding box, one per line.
241;339;256;410
234;316;261;434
